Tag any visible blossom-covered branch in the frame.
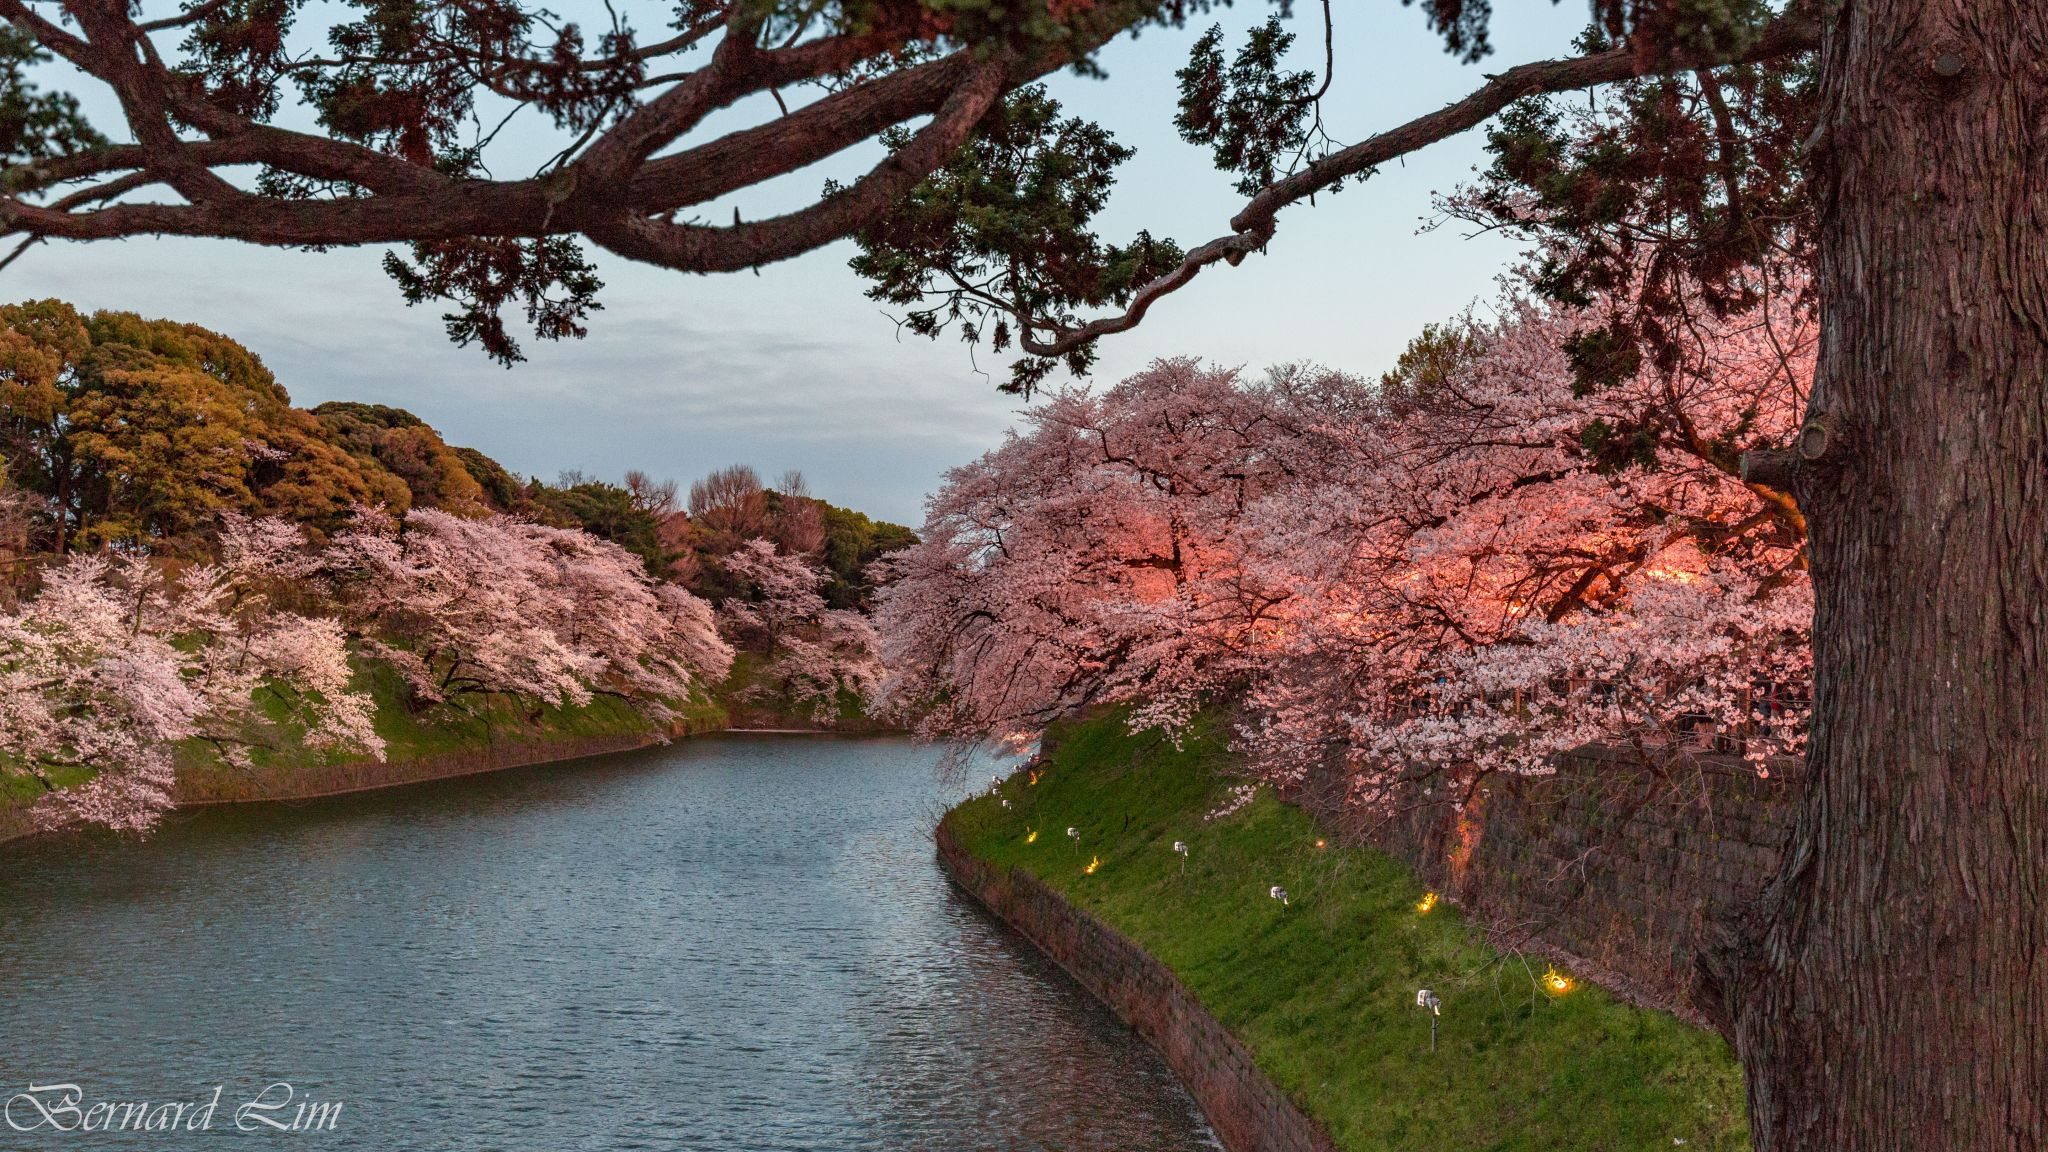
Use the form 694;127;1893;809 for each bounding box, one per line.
881;279;1815;799
0;507;734;832
0;517;384;832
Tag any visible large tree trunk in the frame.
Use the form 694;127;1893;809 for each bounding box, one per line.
1717;0;2048;1146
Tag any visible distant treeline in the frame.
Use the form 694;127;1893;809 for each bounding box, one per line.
0;299;916;608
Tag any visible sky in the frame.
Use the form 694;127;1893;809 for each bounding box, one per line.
6;1;1591;526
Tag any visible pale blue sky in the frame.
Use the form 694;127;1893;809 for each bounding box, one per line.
7;1;1588;525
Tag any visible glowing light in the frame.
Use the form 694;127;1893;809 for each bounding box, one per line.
1643;565;1702;585
1416;892;1439;914
1028;770;1040;786
1314;838;1327;850
1025;828;1038;844
1084;855;1101;875
1542;965;1575;996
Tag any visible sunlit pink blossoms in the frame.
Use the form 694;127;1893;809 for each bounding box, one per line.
883;285;1816;802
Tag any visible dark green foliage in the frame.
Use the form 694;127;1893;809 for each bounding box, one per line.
820;503;918;608
1404;0;1494;64
847;85;1186;394
1458;24;1813;392
1174;18;1321;196
528;477;669;574
1378;321;1483;416
311;401;490;512
0;28;105;174
1614;0;1776;63
452;445;527;509
1418;0;1773;66
1579;417;1662;474
181;0;301;119
383;235;605;367
1563;323;1645;394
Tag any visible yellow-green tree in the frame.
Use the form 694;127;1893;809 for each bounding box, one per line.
0;301;409;551
310;402;488;517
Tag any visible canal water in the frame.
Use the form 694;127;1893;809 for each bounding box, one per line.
0;736;1216;1150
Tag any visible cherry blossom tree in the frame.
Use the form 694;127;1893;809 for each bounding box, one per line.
721;538;881;723
0;516;385;833
882;288;1816;803
327;507;731;716
876;357;1362;740
0;504;732;831
1238;289;1813;798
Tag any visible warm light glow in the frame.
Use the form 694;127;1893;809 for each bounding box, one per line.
1542;965;1575;995
1025;828;1038;844
1416;892;1438;914
1084;855;1101;875
1028;770;1040;786
1314;838;1327;850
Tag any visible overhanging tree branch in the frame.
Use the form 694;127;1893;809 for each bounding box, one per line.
587;58;1008;271
1014;9;1820;357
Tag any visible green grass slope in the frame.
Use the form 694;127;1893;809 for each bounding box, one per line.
170;660;728;800
943;711;1749;1152
3;659;727;831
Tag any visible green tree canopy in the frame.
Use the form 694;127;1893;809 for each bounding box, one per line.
310;401;490;516
0;301;412;550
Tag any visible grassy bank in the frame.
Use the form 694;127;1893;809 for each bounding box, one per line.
2;660;728;818
943;712;1748;1152
172;661;728;803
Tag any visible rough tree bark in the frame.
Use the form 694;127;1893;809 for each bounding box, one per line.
1714;0;2048;1146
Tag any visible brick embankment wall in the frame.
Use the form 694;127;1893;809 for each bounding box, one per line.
0;802;33;844
935;822;1338;1152
1315;748;1803;1021
173;722;712;806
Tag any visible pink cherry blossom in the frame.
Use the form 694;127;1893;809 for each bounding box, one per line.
3;524;387;833
6;506;737;832
883;283;1815;805
720;539;883;723
327;507;733;717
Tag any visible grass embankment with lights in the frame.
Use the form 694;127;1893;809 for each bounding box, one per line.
942;710;1749;1152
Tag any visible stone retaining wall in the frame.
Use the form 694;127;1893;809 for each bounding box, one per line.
173;721;710;806
1319;747;1803;1020
935;822;1337;1152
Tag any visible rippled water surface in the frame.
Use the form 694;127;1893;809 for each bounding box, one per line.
0;737;1216;1151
